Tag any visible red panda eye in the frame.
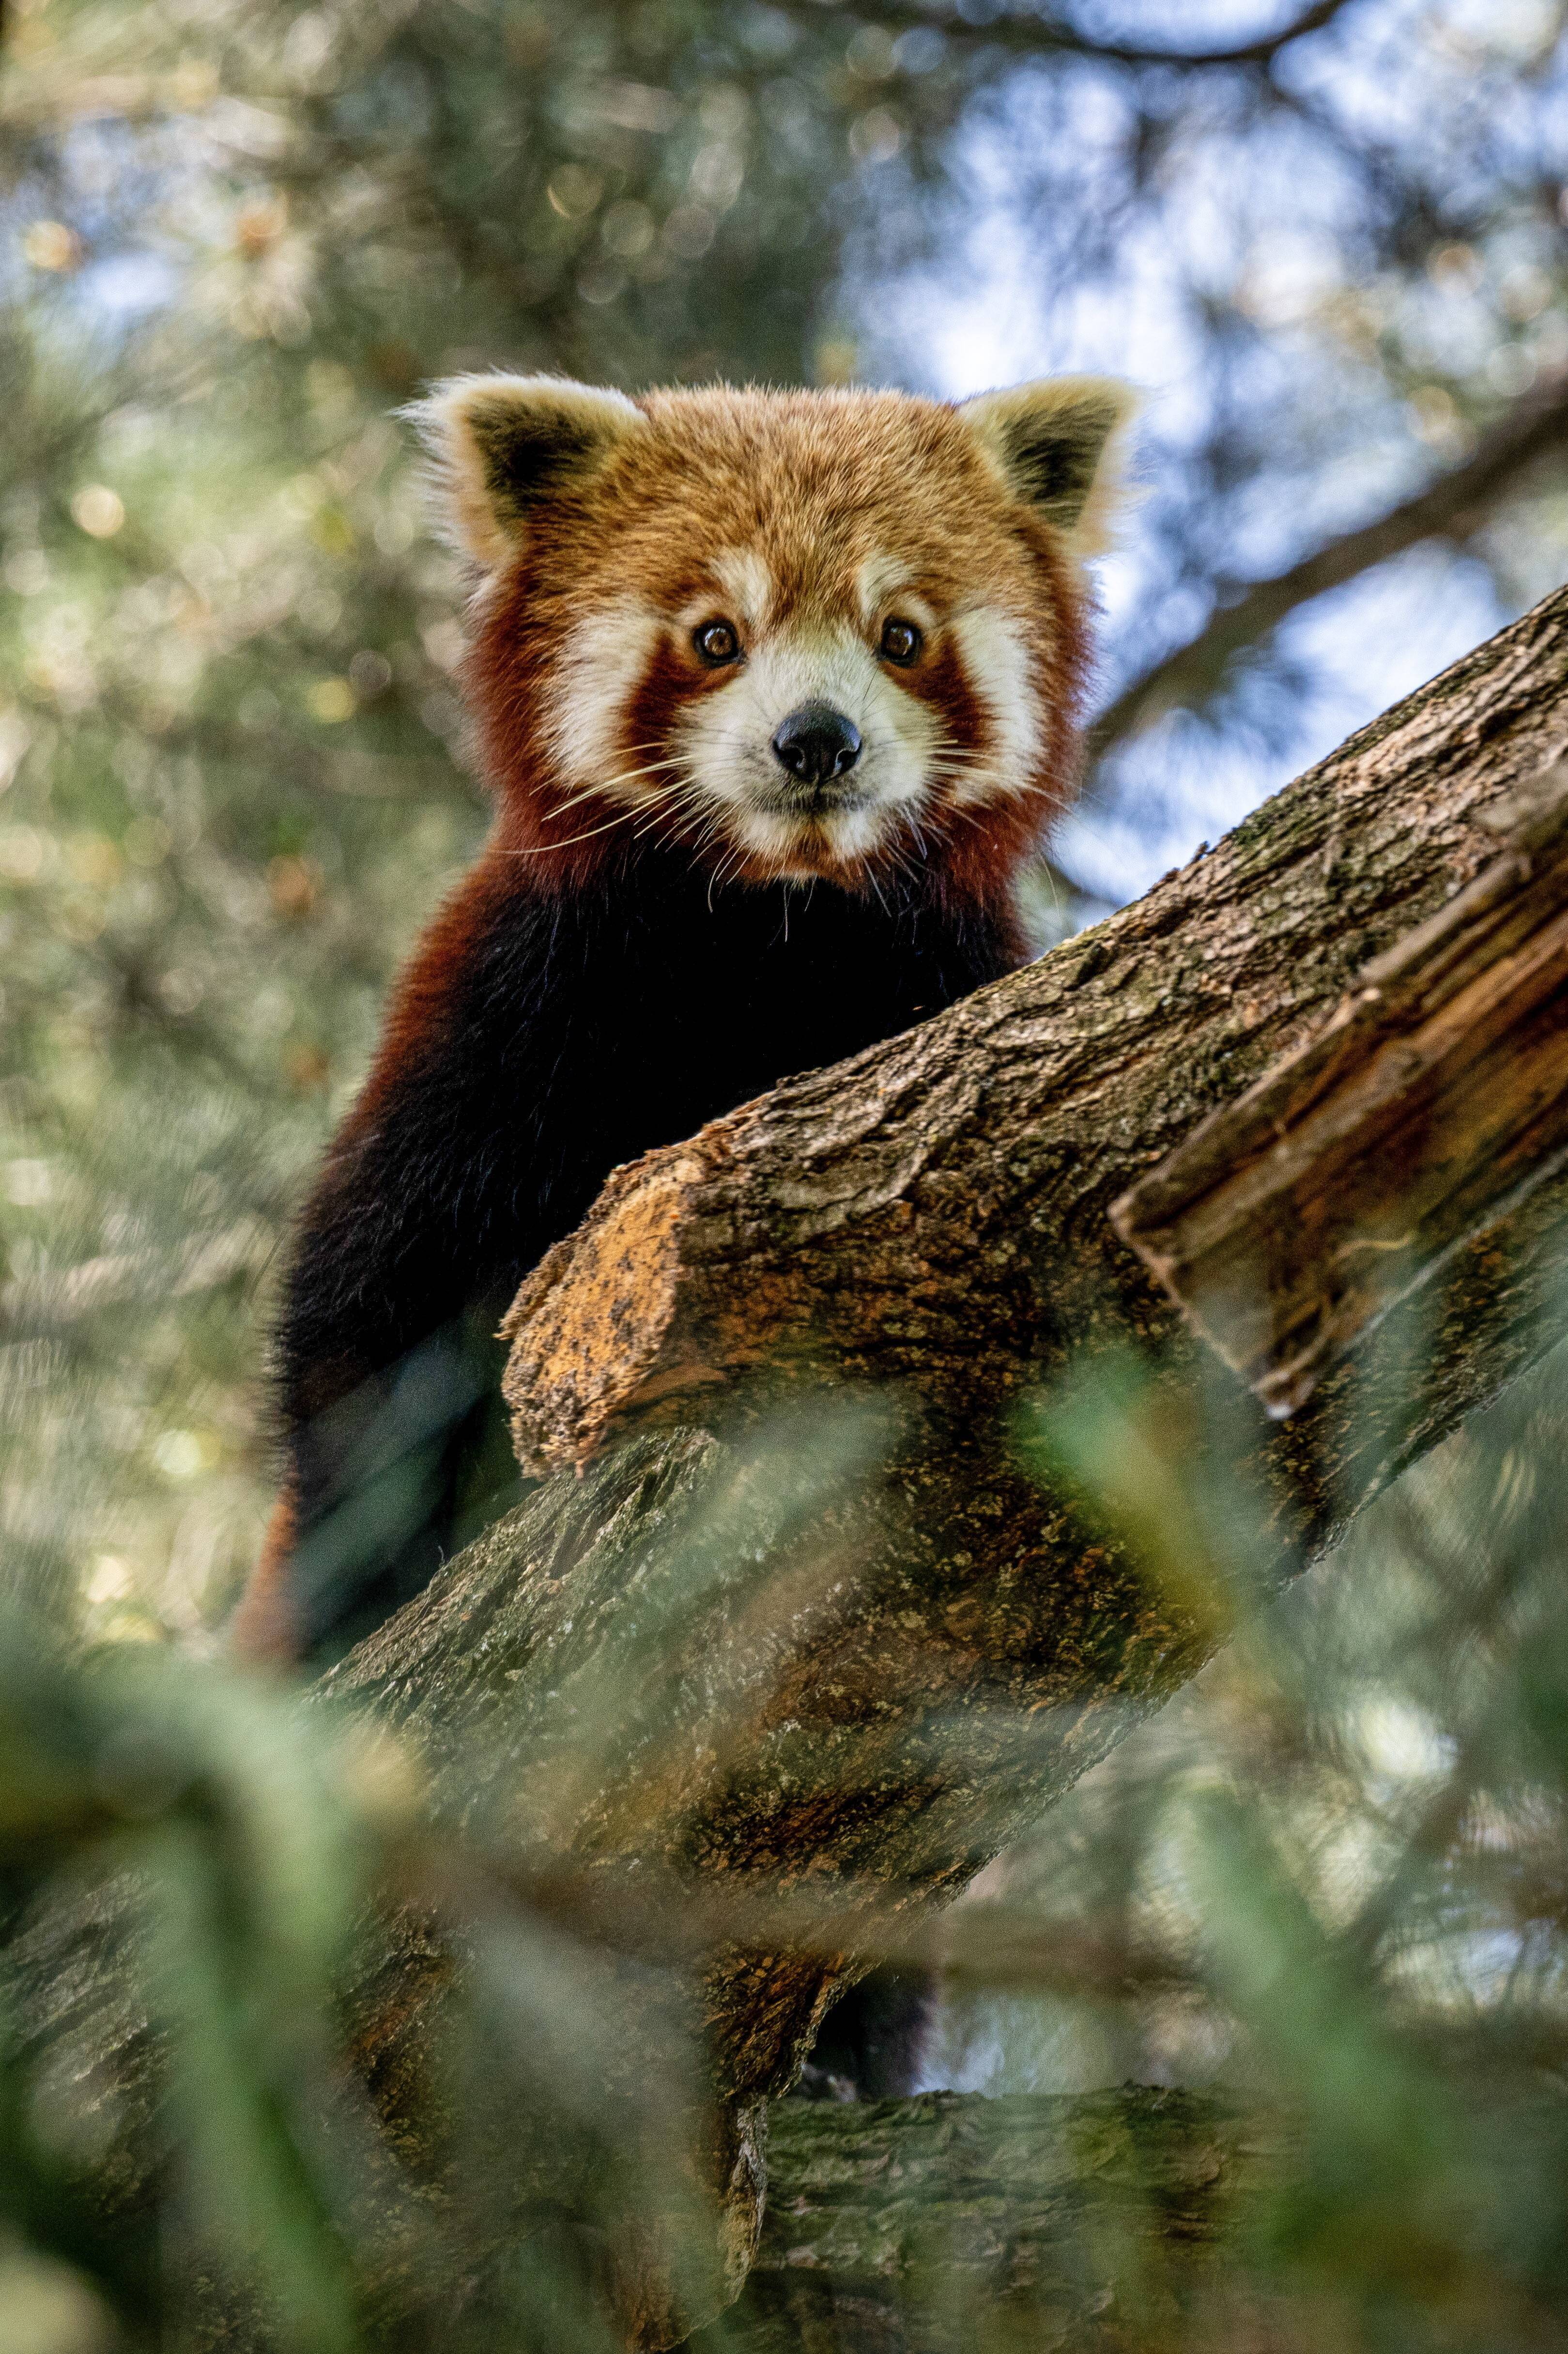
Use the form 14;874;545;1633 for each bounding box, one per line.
880;617;922;666
694;618;741;666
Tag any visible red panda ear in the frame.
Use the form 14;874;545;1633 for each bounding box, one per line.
407;373;645;571
957;375;1139;553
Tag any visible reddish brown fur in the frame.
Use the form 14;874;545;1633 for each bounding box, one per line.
464;386;1093;911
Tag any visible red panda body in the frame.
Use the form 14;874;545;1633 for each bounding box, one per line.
253;844;1028;1660
235;370;1134;1677
233;370;1134;2100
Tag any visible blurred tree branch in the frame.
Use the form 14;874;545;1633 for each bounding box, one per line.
828;0;1356;70
700;2085;1267;2354
1094;370;1568;757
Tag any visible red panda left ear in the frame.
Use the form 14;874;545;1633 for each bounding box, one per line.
407;372;645;572
958;375;1139;554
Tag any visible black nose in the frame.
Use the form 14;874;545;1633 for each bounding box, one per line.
770;702;862;789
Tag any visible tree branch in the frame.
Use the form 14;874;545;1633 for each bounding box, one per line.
1094;370;1568;754
698;2086;1261;2354
813;0;1356;72
477;584;1568;2329
12;588;1568;2352
1112;759;1568;1413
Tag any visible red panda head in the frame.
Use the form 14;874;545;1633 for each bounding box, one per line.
412;374;1136;904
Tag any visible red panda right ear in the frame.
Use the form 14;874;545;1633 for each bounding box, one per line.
407;373;645;571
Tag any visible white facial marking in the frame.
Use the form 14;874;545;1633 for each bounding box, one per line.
856;553;912;626
946;605;1041;805
709;547;775;635
854;554;938;637
676;617;942;877
548;593;665;796
543;575;1048;875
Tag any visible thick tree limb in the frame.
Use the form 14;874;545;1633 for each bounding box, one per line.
1112;759;1568;1413
12;588;1568;2351
341;581;1568;2335
426;585;1568;2328
1094;372;1568;754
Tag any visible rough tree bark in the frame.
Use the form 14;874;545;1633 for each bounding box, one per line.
1112;757;1568;1412
11;587;1568;2351
699;2086;1273;2354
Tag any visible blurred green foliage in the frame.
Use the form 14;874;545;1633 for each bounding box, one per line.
931;1332;1568;2344
0;1612;400;2350
8;1343;1568;2349
0;1595;732;2354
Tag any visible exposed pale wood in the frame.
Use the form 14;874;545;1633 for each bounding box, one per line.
1111;758;1568;1413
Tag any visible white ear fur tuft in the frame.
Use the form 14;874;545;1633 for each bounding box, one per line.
405;373;645;571
958;375;1140;554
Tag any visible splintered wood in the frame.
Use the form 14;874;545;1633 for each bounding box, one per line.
1112;760;1568;1417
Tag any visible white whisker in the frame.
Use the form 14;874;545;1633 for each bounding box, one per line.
542;757;689;822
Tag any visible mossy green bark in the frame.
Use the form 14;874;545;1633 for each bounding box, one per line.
702;2088;1271;2354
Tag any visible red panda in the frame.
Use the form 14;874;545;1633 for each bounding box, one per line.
231;370;1134;1669
229;369;1134;2101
